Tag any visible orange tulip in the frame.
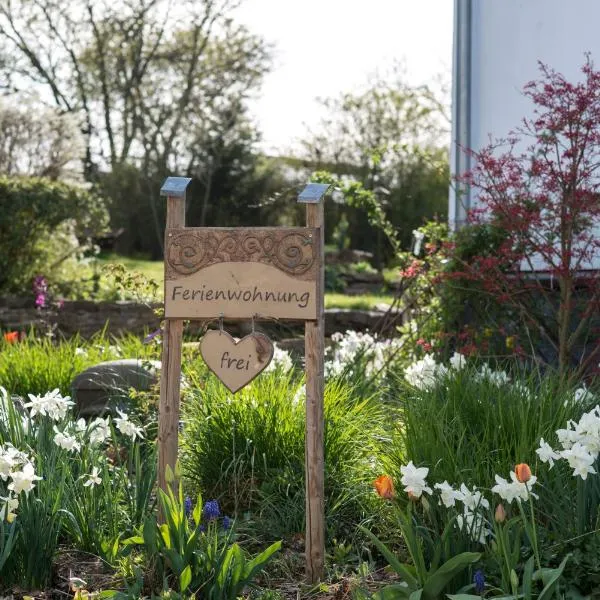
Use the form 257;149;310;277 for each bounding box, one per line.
374;475;395;499
3;331;18;344
515;463;532;483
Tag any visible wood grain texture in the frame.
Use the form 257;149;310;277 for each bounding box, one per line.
158;194;186;506
304;202;325;583
165;261;317;320
200;330;274;393
165;227;317;279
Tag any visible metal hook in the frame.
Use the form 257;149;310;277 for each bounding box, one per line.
251;314;256;334
219;312;224;333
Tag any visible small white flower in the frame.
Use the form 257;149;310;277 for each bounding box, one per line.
434;480;460;508
491;472;537;503
536;438;560;468
25;389;74;421
475;364;510;386
114;410;144;440
556;421;580;450
456;510;490;545
53;427;81;453
83;466;102;487
8;463;42;494
404;354;446;390
573;387;594;405
560;443;597;480
89;417;111;445
265;345;293;372
449;352;466;371
456;483;490;511
400;461;432;498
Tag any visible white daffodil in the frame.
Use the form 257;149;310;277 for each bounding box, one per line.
83;467;102;487
449;352;466;371
400;461;432;498
0;451;17;481
475;364;510;386
434;480;460;508
456;483;490;511
556;421;580;450
89;417;111;445
53;427;81;453
114;410;144;440
25;389;74;421
8;462;42;494
491;472;537;504
265;345;294;373
560;443;597;480
456;510;490;545
404;354;447;390
536;438;560;468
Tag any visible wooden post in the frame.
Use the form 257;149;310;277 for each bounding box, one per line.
158;177;191;504
299;184;328;584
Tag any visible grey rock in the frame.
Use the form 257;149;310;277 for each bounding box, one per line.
71;358;160;417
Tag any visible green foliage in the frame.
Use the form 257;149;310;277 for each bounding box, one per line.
122;473;281;598
0;332;155;398
304;68;449;265
181;371;384;542
0;176;108;293
0;390;155;588
383;365;580;493
355;517;481;600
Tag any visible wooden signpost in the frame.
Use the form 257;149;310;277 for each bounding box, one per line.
158;178;329;583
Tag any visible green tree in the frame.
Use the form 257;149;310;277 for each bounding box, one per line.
303;66;449;264
0;0;274;255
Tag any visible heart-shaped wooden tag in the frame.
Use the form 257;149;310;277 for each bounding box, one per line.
200;329;274;393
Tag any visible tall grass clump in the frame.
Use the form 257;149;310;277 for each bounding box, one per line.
384;362;587;490
181;368;385;542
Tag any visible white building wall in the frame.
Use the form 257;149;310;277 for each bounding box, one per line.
450;0;600;268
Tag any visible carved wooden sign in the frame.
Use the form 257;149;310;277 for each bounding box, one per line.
165;227;318;320
200;330;274;393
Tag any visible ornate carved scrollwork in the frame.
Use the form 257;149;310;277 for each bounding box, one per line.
166;228;316;278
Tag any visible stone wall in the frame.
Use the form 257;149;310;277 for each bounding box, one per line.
0;296;402;340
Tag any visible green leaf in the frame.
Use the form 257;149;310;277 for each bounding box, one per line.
180;564;192;592
422;553;481;600
122;535;144;546
446;596;484;600
243;540;282;583
523;555;535;600
192;493;202;527
538;554;570;600
409;590;423;600
143;515;158;553
359;526;418;588
159;523;171;548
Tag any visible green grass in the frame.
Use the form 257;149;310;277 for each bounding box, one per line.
324;293;395;310
0;332;158;397
181;368;385;543
97;253;396;309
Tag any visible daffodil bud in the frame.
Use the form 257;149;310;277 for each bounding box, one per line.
510;569;519;593
495;503;506;523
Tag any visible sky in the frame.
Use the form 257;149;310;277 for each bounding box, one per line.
234;0;454;154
